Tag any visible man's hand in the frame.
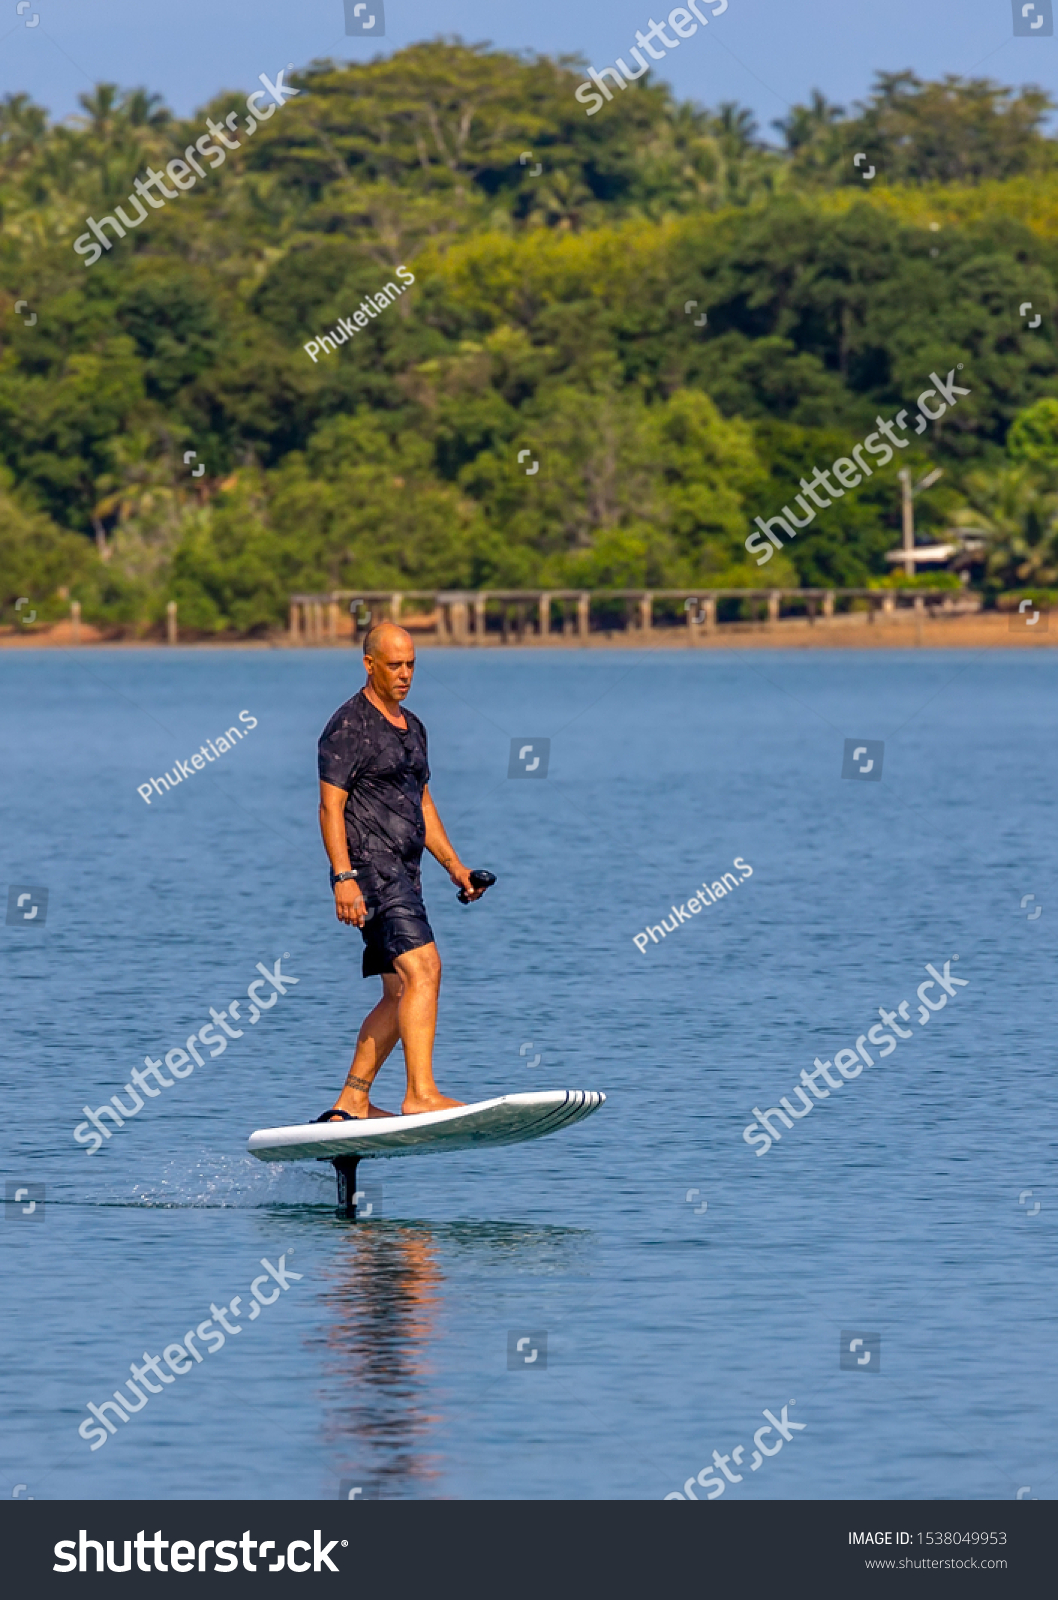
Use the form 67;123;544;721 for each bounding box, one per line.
449;863;484;901
423;788;483;897
335;879;368;927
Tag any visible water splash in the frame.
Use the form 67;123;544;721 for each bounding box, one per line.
123;1149;333;1209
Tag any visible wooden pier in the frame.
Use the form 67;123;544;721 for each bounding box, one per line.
287;587;975;645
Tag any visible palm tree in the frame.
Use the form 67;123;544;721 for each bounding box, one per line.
524;166;598;231
701;103;785;205
950;463;1058;589
772;91;850;186
0;92;48;179
73;83;170;138
72;83;123;142
117;87;171;132
772;90;846;154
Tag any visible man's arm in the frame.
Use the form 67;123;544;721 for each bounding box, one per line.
422;786;482;899
319;781;368;926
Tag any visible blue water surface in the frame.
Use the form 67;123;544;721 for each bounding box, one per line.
0;645;1054;1501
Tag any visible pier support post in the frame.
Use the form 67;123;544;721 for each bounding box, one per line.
166;600;178;645
577;592;590;642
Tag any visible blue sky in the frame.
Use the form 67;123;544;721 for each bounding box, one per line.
0;0;1055;134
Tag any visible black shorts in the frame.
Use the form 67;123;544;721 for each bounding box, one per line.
338;859;435;978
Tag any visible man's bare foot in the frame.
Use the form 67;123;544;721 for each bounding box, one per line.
327;1095;396;1121
402;1092;465;1115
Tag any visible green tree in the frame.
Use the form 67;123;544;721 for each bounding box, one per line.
840;72;1056;187
0;471;101;621
1008;396;1058;462
950;461;1058;588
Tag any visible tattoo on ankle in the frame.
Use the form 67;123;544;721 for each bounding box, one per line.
347;1074;373;1093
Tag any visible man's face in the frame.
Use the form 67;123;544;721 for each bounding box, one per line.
366;640;415;701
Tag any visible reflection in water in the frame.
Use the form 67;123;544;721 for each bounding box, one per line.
314;1218;593;1498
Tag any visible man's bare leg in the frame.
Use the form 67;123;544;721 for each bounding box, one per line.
394;943;463;1114
328;974;402;1119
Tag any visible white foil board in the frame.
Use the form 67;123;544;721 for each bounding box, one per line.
248;1089;605;1163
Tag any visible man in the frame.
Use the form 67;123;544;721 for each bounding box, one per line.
317;621;485;1121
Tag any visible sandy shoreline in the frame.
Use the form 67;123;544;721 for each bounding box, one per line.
0;613;1052;650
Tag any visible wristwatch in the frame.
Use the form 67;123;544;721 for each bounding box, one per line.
331;869;358;887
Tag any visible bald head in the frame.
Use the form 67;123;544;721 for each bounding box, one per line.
362;621;416;706
363;621;413;660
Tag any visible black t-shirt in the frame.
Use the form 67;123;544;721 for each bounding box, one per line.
318;689;430;868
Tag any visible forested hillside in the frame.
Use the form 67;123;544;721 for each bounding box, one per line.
4;42;1058;632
